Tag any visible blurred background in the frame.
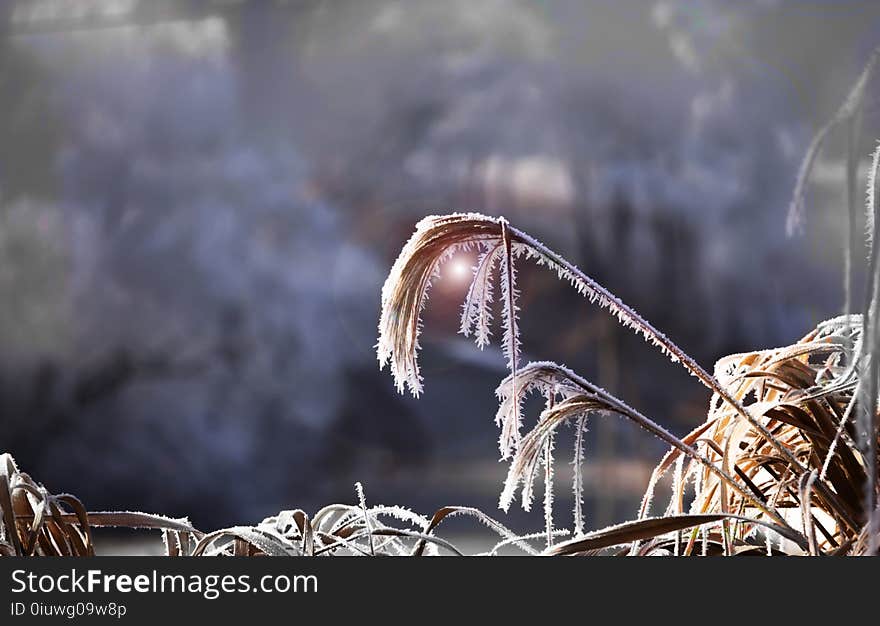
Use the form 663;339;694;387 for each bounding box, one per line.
1;0;878;542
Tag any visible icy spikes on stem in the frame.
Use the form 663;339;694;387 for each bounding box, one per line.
572;415;587;537
354;482;374;556
459;245;501;347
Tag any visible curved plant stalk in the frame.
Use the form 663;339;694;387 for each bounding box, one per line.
545;513;809;556
483;529;569;556
378;214;812;487
787;46;880;236
412;505;540;556
497;362;796;534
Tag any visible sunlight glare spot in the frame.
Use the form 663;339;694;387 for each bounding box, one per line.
448;258;472;283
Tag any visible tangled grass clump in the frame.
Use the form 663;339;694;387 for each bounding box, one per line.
0;453;196;556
